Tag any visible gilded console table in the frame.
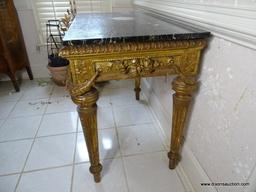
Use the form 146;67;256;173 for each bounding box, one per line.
60;12;210;182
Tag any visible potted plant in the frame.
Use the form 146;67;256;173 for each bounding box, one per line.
47;53;69;86
46;11;74;86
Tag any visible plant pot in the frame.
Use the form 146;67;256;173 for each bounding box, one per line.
47;65;67;86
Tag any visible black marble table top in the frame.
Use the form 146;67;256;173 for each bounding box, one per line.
63;12;210;44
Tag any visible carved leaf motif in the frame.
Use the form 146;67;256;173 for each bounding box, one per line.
181;51;200;75
71;60;93;83
95;61;113;72
74;60;88;76
59;40;206;56
95;56;180;77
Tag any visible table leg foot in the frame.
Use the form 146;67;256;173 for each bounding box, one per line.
168;76;198;169
168;152;180;169
90;164;103;183
134;77;141;100
72;87;102;183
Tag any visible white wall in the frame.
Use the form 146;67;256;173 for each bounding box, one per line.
11;0;133;79
134;0;256;192
113;0;134;11
13;0;56;79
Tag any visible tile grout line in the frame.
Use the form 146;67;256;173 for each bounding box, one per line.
0;116;153;144
109;87;170;192
121;149;167;158
0;131;77;144
10;164;73;176
0;88;25;133
142;91;189;192
2;81;182;191
110;99;131;192
72;149;167;166
141;92;168;151
0;81;47;181
0;82;70;177
13;125;40;191
115;121;154;129
69;112;79;192
0;88;26;188
4;82;54;121
0;150;169;178
0;85;75;143
0;172;22;178
13;85;54;192
0;158;107;177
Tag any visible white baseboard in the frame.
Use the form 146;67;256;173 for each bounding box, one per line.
246;163;256;192
141;78;217;192
180;145;217;192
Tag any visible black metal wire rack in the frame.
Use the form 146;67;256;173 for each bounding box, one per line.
46;19;64;56
46;19;69;67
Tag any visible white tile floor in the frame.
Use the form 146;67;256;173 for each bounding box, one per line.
0;79;186;192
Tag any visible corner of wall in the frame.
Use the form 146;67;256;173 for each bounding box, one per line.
141;78;217;192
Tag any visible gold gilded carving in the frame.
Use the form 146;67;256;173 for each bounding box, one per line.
68;71;99;98
95;56;179;77
59;39;206;56
61;40;206;84
180;50;201;75
168;76;198;169
121;58;157;75
74;60;89;78
68;59;90;84
60;39;208;183
72;87;102;183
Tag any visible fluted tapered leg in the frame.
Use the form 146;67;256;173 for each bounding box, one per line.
168;76;198;169
72;87;102;182
134;77;141;100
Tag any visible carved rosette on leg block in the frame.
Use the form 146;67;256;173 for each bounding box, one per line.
71;87;102;182
168;76;198;169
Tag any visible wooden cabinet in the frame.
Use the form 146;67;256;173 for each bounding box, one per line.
0;0;33;91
